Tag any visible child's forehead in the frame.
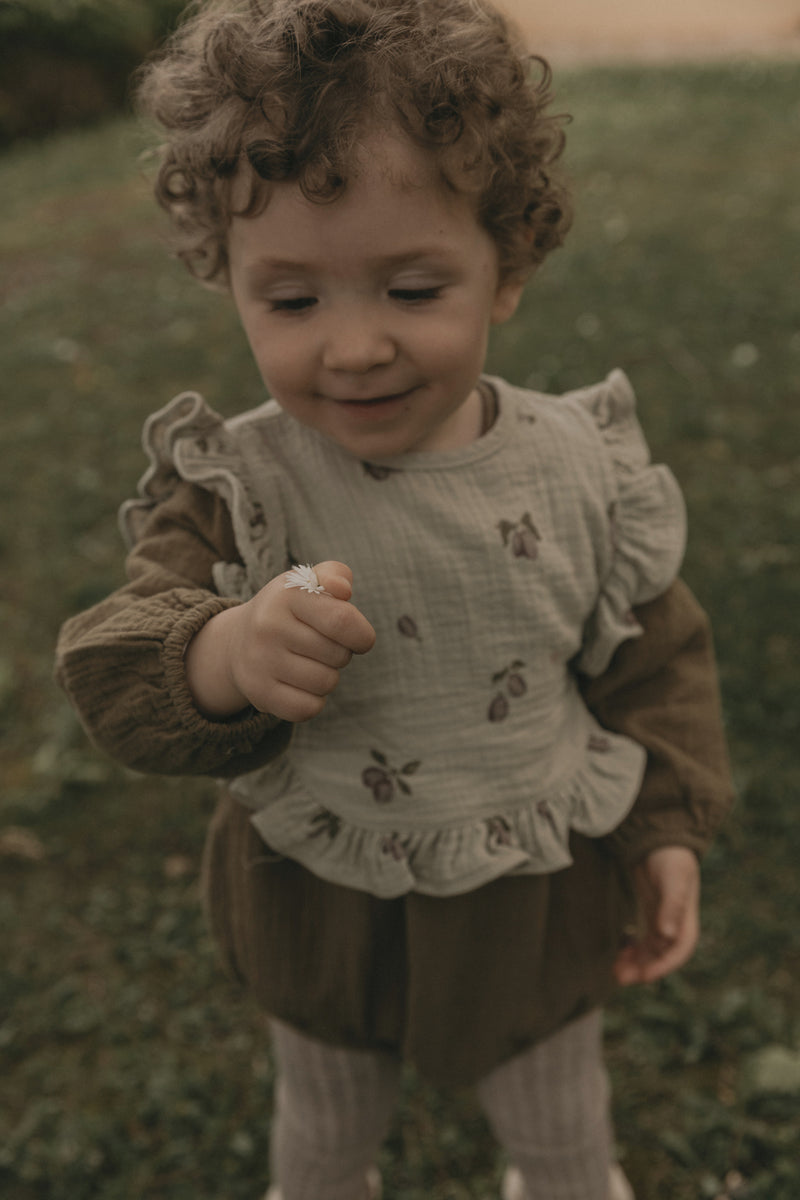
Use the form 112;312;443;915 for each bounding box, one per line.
253;123;442;190
233;126;473;229
353;127;441;184
227;134;494;277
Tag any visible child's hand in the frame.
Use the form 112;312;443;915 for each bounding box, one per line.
185;561;376;722
613;845;700;986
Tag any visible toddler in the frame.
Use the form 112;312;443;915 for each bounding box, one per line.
56;1;734;1197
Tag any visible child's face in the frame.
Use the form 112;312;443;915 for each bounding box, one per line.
227;131;523;459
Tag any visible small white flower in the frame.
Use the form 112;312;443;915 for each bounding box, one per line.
284;563;326;594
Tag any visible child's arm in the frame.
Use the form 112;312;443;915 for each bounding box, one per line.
580;577;734;864
579;579;734;982
56;481;364;778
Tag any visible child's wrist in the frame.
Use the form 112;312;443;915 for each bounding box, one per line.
185;606;250;718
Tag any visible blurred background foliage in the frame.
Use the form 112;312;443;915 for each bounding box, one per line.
0;0;186;143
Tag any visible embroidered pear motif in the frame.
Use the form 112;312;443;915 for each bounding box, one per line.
507;670;527;697
498;512;541;559
362;750;421;803
380;833;409;861
488;694;509;723
486;816;515;847
488;660;527;722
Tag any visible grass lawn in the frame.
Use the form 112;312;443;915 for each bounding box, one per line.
1;60;799;1199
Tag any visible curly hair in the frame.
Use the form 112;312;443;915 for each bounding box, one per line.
135;0;572;286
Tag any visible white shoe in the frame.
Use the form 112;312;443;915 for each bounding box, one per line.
609;1164;636;1200
499;1167;523;1200
263;1165;382;1200
501;1163;635;1200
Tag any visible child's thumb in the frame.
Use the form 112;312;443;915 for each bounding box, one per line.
313;560;354;602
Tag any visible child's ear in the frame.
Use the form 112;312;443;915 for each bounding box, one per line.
491;276;525;325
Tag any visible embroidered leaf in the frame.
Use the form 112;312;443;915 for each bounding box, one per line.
308;808;341;840
401;761;421;775
397;615;421;640
396;777;412;796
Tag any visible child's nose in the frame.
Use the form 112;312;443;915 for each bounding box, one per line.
321;305;396;373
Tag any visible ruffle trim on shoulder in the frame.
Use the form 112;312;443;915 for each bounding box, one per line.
570;371;687;677
119;392;283;602
120;392;222;549
234;729;646;899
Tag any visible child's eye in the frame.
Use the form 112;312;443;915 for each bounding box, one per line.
389;287;443;304
270;296;317;312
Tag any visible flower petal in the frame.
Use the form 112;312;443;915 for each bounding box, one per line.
284;563;326;594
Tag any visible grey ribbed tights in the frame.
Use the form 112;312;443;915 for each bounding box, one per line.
268;1009;612;1200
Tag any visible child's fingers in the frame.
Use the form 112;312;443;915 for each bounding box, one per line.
287;561;376;655
272;652;343;701
311;560;353;602
650;912;699;980
616;912;698;986
282;621;354;670
613;846;700;986
264;679;330;724
613;942;644;986
236;636;351;721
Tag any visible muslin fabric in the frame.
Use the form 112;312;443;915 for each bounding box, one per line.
122;370;685;897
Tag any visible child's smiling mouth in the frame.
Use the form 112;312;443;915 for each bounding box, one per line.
326;387;418;410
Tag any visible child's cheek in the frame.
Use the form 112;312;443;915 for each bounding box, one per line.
426;308;491;367
246;327;300;395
